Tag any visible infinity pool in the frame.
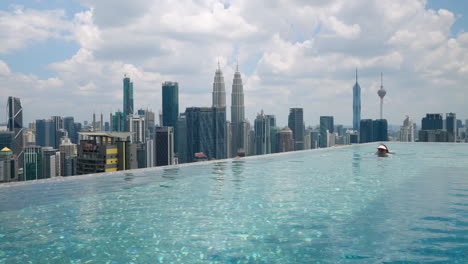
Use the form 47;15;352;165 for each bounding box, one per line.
0;143;467;263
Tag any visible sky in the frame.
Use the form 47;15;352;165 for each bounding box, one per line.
0;0;467;128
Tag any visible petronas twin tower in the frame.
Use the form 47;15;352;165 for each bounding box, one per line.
212;62;246;157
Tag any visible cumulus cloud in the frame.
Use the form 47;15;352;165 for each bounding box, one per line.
1;0;467;126
0;6;72;54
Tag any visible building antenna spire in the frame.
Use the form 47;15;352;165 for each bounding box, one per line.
236;58;239;72
356;67;358;83
381;72;383;88
217;58;220;70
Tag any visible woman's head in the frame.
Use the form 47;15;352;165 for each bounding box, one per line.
377;144;389;153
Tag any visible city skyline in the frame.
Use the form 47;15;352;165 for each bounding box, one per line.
0;0;467;126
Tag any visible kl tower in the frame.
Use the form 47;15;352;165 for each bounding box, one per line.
377;72;386;119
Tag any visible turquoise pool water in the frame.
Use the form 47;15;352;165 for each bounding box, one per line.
0;143;468;263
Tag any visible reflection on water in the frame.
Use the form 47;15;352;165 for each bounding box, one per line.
210;162;227;200
352;151;361;175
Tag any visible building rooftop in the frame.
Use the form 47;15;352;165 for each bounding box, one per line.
79;132;133;140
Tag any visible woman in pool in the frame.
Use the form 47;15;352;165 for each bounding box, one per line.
376;144;393;157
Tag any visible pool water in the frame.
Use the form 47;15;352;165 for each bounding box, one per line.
0;143;467;263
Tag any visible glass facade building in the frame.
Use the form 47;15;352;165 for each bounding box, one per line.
288;108;305;150
7;96;23;166
254;111;271;155
123;76;134;118
185;107;226;162
162;82;179;128
373;119;388;142
353;70;361;131
360;119;374;143
319;116;334;148
64;117;77;144
36;119;56;148
421;114;443;130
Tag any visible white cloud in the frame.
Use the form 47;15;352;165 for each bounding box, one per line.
1;0;467;127
0;6;71;54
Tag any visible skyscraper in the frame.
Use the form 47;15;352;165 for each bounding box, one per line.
399;116;414;142
176;115;188;164
446;113;456;142
288;108;305;150
64;117;77;144
319;116;334;148
162;82;179;128
23;146;43;181
254;111;271;155
230;63;245;157
123;76;134;118
212;62;226;108
421;114;443;130
373;119;388;142
155;127;174;166
128;115;146;143
36;119;56;148
353;69;361;131
185;107;226;162
377;73;386;120
360;119;374;143
7;97;23;166
276;127;294;153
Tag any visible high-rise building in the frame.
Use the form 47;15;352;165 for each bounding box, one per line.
0;147;18;182
353;69;361;131
74;122;82;143
146;139;154;167
185;107;226;162
55;129;68;150
212;62;226;108
446;113;456;142
155;127;174;166
112;112;126;132
128;115;146;143
360;119;374;143
254;111;271;155
373;119;388;142
421;114;443;130
176;115;188;164
0;131;14;150
311;131;319;149
288;108;305;150
359;119;388;143
77;132;137;174
138;109;156;140
42;147;59;178
266;115;276;128
399;116;414;142
59;136;77;176
277;127;294;153
123;76;134;119
377;73;386;120
230;64;245;157
7;96;23;166
319;116;334;148
419;113;448;142
51;116;63;130
270;125;279;154
23;146;43;181
36;119;56;148
64;117;77;144
226;121;232;159
242;121;251;157
162;82;179;129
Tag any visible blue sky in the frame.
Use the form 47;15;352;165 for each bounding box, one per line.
0;0;467;127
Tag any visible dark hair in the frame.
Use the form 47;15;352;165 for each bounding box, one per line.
382;144;389;153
